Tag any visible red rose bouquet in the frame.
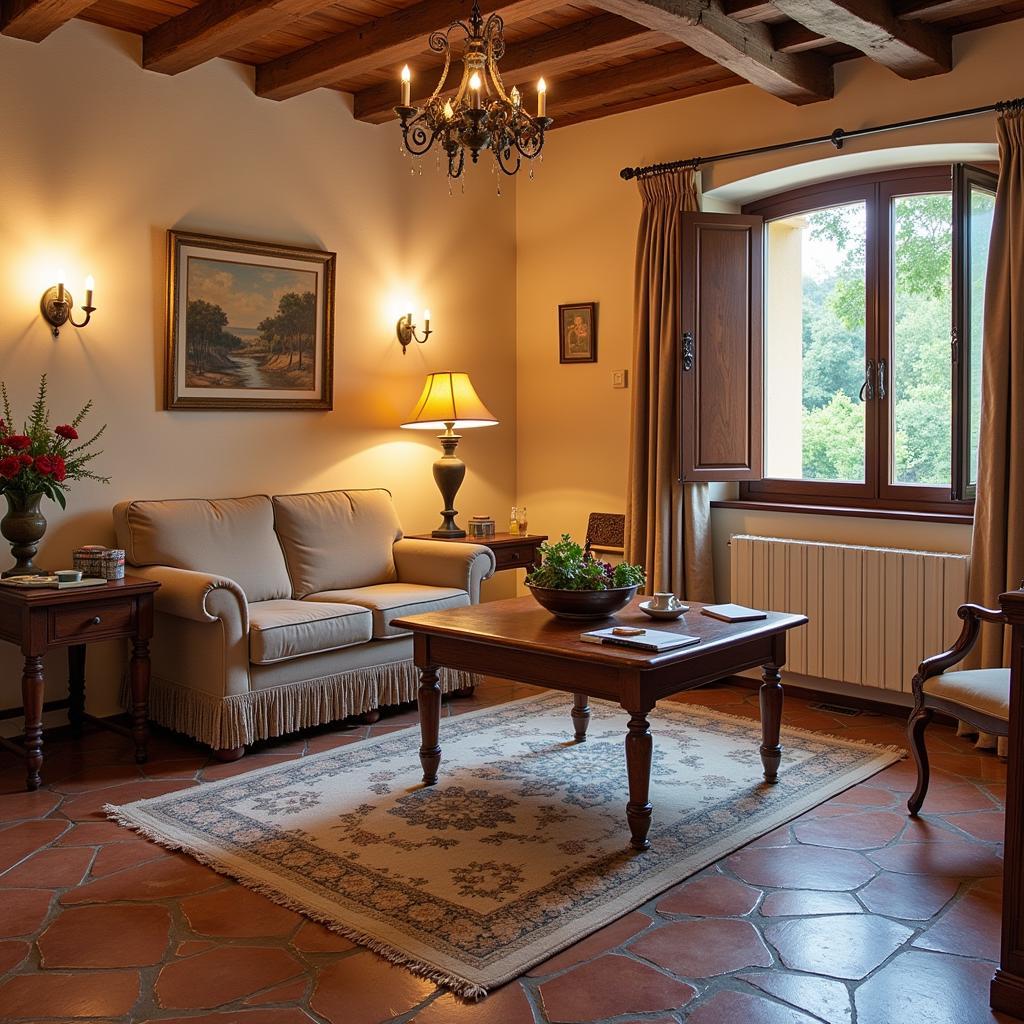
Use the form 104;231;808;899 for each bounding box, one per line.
0;375;108;509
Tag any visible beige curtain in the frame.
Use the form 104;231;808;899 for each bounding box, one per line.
624;169;714;602
968;102;1024;666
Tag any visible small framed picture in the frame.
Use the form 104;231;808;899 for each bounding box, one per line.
165;230;335;410
558;302;597;364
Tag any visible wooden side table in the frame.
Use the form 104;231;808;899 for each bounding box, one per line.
406;532;548;573
0;576;160;790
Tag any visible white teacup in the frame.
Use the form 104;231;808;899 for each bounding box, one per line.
648;592;680;611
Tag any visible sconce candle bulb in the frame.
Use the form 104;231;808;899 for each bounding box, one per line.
396;307;434;355
41;271;98;338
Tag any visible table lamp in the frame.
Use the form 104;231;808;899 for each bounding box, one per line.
401;371;498;537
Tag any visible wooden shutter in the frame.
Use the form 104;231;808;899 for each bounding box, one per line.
680;212;764;481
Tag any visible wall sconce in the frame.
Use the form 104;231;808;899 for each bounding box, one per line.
396;309;432;355
41;273;96;338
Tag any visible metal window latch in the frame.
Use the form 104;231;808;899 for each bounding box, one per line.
877;359;887;401
859;360;875;401
681;331;695;372
951;326;959;365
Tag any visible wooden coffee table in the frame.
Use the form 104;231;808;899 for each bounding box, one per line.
393;596;808;851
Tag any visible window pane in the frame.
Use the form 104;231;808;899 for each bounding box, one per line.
890;193;952;487
764;202;867;482
967;184;995;489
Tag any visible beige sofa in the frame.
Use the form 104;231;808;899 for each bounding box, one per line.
113;489;494;758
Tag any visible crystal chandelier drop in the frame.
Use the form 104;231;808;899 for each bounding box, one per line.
395;0;552;179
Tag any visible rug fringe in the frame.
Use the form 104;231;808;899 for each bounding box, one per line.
102;803;489;1000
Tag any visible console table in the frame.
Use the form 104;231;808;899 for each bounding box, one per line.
0;576;159;790
993;587;1024;1017
406;533;547;574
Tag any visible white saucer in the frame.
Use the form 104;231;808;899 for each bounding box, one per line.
638;600;689;620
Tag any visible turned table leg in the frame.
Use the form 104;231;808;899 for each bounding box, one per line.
760;662;784;783
22;655;45;791
625;710;654;851
130;638;151;764
68;645;86;738
418;665;442;785
571;693;591;742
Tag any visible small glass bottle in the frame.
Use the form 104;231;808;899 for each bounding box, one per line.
517;506;528;535
509;506;520;536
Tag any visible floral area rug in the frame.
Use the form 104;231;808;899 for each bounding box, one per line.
107;692;900;996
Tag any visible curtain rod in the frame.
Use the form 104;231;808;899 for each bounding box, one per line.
619;95;1023;181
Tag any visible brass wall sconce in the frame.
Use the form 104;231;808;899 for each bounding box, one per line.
396;309;431;355
41;274;96;338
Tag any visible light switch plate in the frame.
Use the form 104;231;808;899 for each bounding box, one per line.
612;369;628;389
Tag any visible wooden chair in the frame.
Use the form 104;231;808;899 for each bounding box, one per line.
907;600;1011;815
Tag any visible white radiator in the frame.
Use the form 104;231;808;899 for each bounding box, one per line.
730;535;969;693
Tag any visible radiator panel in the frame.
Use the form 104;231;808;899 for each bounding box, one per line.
730;536;969;693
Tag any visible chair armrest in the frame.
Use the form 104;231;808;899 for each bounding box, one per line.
128;564;249;633
915;602;1007;684
392;539;496;603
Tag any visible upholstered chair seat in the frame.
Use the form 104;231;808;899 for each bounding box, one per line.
922;669;1011;721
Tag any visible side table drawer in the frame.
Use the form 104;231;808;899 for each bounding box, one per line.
50;601;135;642
493;544;539;570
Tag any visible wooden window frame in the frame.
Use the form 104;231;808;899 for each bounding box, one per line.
739;164;988;516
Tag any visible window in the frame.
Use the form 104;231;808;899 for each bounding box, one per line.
740;164;997;513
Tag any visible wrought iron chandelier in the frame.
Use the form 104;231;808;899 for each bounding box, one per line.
394;0;552;179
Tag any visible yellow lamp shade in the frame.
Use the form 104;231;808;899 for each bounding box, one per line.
401;372;498;430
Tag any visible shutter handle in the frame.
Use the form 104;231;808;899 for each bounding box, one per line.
859;360;875;402
681;331;695;372
877;359;887;401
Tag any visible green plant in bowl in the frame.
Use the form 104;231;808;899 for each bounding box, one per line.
525;534;646;619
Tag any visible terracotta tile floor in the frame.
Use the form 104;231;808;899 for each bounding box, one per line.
0;679;1011;1024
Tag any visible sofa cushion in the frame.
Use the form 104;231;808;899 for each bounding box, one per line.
924;668;1010;720
305;584;468;639
248;600;372;665
114;496;291;603
272;489;403;598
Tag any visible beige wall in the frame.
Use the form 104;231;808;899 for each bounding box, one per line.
516;20;1024;597
0;22;517;716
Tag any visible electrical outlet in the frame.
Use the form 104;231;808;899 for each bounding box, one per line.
612;369;628;389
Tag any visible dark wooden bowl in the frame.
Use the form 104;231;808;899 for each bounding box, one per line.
526;583;639;621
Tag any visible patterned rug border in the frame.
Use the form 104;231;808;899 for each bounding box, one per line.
106;694;905;998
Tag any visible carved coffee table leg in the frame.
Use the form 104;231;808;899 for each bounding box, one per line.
130;638;151;764
22;655;45;791
571;693;591;742
68;645;86;738
418;665;442;785
760;662;784;783
625;710;654;851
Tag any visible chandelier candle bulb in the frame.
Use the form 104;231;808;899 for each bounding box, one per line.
400;64;411;107
470;71;482;109
538;78;546;118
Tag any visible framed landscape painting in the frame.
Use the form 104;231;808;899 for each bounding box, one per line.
165;231;335;410
558;302;597;363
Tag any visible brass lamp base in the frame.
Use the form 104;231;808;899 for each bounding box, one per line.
432;424;467;538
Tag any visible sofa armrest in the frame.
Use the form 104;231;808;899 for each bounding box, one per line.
128;564;249;634
392;539;496;603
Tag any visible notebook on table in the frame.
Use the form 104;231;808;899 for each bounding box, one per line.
701;603;768;622
580;627;701;653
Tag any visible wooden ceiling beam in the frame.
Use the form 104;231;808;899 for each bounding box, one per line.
1;0;92;41
585;0;833;104
773;21;831;52
353;14;658;124
721;0;777;22
770;0;951;77
896;0;1012;21
255;0;549;101
143;0;326;75
544;48;726;112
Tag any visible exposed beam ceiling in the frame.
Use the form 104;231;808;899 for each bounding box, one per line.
1;0;92;41
354;13;658;124
546;48;727;113
585;0;834;103
143;0;326;75
255;0;550;101
771;0;951;77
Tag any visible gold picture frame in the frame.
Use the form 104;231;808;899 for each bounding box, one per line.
165;230;335;410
